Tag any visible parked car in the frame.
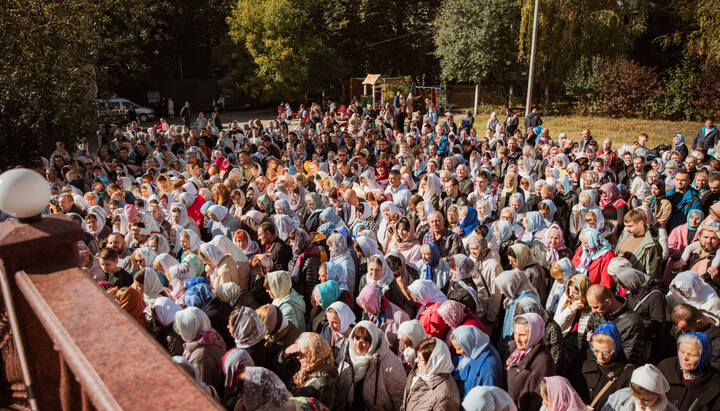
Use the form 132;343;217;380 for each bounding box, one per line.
97;98;155;123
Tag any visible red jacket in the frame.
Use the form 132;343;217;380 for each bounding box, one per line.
418;302;448;340
571;247;615;288
187;195;206;228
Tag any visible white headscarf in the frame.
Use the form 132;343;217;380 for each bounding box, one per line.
154;296;182;326
181;229;202;252
211;235;249;263
327;301;356;334
348;321;384;382
418;338;454;381
174;307;211;342
408;279;448;318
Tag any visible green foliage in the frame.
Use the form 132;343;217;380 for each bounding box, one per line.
435;0;521;84
657;0;720;64
518;0;646;88
227;0;341;102
653;59;701;120
563;56;603;114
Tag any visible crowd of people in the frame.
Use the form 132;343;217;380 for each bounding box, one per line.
20;97;720;410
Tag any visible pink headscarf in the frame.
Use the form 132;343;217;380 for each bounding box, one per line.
544;376;587;411
437;300;466;329
505;313;545;369
543;224;567;265
356;284;381;314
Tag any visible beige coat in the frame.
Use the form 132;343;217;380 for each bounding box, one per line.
400;370;460;411
211;255;249;290
338;333;407;411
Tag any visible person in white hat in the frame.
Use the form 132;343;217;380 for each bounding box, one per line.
602;364;678;411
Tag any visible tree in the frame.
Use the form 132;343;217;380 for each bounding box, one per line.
518;0;646;101
435;0;521;84
658;0;720;63
226;0;340;102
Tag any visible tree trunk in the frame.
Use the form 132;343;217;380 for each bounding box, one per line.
544;85;550;115
508;84;514;109
474;83;479;116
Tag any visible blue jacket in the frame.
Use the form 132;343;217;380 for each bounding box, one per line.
452;345;504;397
666;186;701;231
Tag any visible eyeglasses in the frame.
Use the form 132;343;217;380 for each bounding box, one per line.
592;349;615;357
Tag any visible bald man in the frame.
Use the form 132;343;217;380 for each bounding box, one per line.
342;188;363;226
585;284;646;365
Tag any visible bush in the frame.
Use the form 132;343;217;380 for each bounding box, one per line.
652;59;701;121
594;57;661;118
696;60;720;120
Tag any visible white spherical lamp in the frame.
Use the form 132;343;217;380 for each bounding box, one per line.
0;169;51;222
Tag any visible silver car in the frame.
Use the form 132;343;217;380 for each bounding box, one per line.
97;98;156;123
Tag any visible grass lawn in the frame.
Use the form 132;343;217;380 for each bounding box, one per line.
457;110;702;147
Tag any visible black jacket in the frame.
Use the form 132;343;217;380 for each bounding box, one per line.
524;112;543;130
586;296;646;365
576;356;634;410
659;357;720;411
506;341;555;411
203;298;234;349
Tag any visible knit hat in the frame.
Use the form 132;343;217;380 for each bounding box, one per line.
124;204;139;221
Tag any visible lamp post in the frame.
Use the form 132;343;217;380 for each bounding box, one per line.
525;0;540;116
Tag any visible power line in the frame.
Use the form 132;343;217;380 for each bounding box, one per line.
347;28;433;52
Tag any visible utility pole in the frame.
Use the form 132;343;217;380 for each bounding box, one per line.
525;0;539;116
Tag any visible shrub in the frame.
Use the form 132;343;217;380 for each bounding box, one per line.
594;57;661;118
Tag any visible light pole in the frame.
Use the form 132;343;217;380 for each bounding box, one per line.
525;0;539;116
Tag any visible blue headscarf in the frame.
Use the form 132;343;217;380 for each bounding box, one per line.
540;199;557;221
316;280;341;309
457;207;479;237
318;222;336;239
452;325;490;369
687;209;705;227
496;220;514;243
185;276;208;290
681;332;712;373
320;208;342;225
421;242;440;282
184;283;215;310
675;134;686;151
525;211;547;235
510;193;525;211
584;227;612;260
332;226;353;247
556;175;573;196
592;322;622;361
546;257;576;314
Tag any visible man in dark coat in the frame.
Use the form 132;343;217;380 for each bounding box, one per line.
524;106;543;130
258;222;292;271
692;118;719;153
584;285;646;365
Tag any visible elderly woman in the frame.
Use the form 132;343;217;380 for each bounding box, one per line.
228;306;266;368
282;332;338;409
174;307;226;395
495;269;542;355
572;228;615;288
446;255;483;315
602;364;679;411
339;321;407;411
658;332;720;410
220;349;254;409
450;325;503;396
666;209;704;283
408;279;449;340
309;280;341;333
397;319;428;372
265;270;306;331
289;228;321;312
545;258;576;316
540;376;587;411
506;313;556;411
533;224;572;271
574;322;634;409
149;296;184;356
206;204;240;238
388;216;422;267
254;304;300;380
414;242;451;292
463;386;517;411
328;232;357;296
198;242;245;291
401;338;460;411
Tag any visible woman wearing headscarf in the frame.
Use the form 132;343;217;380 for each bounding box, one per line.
414;243;451;292
569;190;599;249
499;173;518;210
327;232;356;297
174;307;226;395
274;198;302;226
446;255;483;315
215;282;259;310
643;179;672;230
170;202;201;237
179;228;203;260
235;366;292;410
265;270;306;331
228;306;267;368
462;386;517;411
554;274;592;346
556;175;579;210
495;269;542;355
667;270;720;315
374;160;390;189
356;283;410;353
206;204;240;239
255;304;301;380
508;243;549;305
198;242;246;291
407;279;449;340
184;280;234;349
572;228;615;288
540;376;587;411
533;224;572;272
613;267;667;359
522;211;548;247
309;281;341;333
453;206;480;247
544;258;576;316
149;296;185;356
467;235;503;332
506;313;556;411
388;217;422;267
85;211;111;248
575;322;634;410
450;325;503;395
220;348;255;409
658;332;720;410
602;364;678;411
234;229;260;259
322;301;355;365
282;332;338;409
397;319;428;372
166;262;193;307
304;192;327;233
132;267;169;322
494;219;521;268
290;228;321;313
401;338;460;411
338;321;407;411
666;209;704;284
598;182;628;229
